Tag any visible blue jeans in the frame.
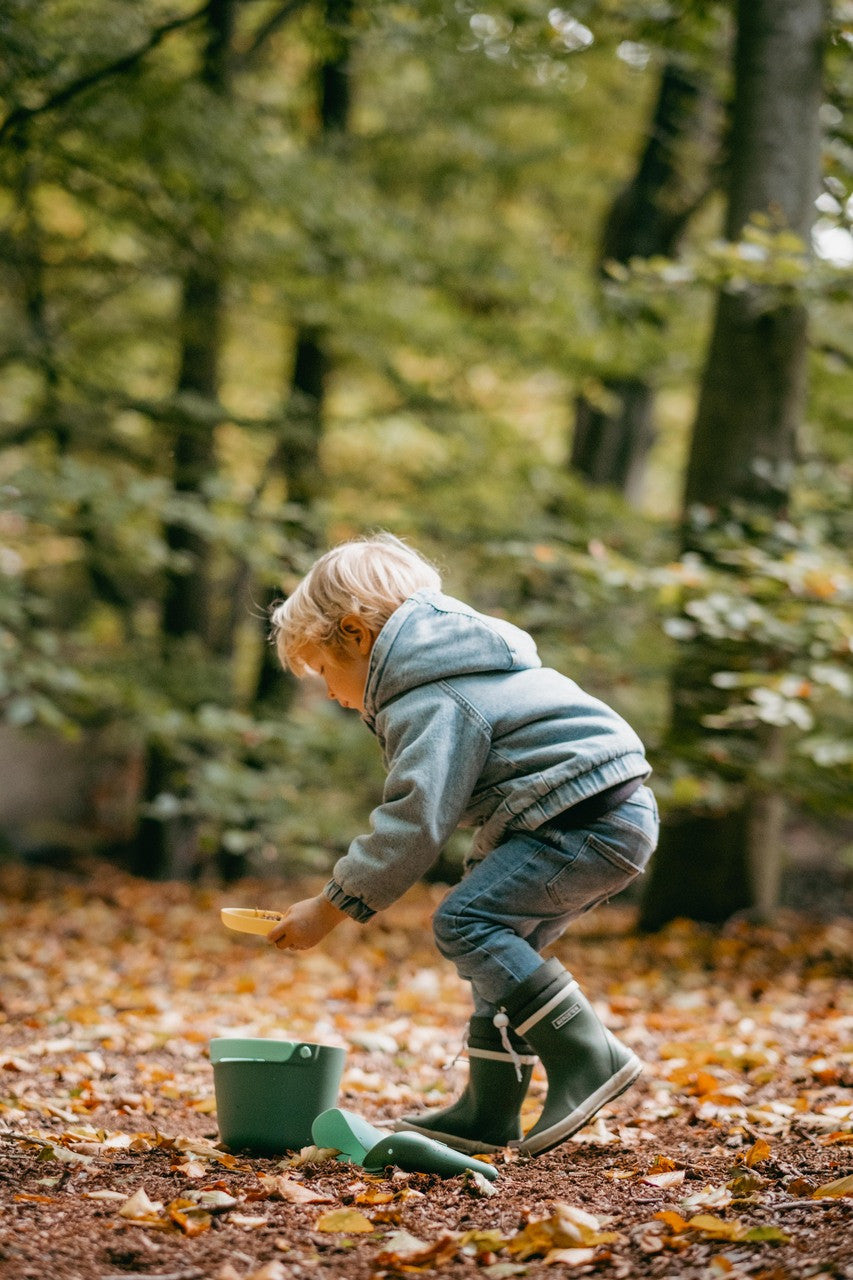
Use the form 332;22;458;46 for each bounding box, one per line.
432;785;659;1015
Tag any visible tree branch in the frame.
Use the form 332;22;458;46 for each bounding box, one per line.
0;4;210;144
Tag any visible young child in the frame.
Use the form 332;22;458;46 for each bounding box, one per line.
267;533;658;1156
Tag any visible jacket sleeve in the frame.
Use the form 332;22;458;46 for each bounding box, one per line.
323;684;492;921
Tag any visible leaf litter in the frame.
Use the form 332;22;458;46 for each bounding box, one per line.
0;865;851;1279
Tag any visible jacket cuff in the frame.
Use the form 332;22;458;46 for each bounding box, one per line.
323;879;376;923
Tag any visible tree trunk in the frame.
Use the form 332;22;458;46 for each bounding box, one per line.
137;0;235;879
571;61;719;500
252;0;353;707
640;0;825;931
278;0;352;511
684;0;824;512
162;0;235;643
571;380;656;506
163;267;224;639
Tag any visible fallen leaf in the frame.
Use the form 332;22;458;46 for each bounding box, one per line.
544;1247;596;1266
570;1115;620;1145
681;1184;733;1211
118;1187;164;1221
745;1137;772;1167
508;1204;618;1259
740;1225;791;1243
641;1170;685;1189
228;1213;269;1229
193;1189;238;1212
65;1141;102;1156
459;1229;510;1258
283;1145;340;1168
726;1169;766;1196
374;1229;459;1268
353;1186;395;1205
315;1207;374;1233
811;1174;853;1199
654;1210;690;1233
462;1167;497;1196
687;1214;744;1241
38;1143;92;1166
167;1198;212;1236
259;1174;333;1204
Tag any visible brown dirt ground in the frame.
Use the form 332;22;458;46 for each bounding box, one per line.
0;865;851;1280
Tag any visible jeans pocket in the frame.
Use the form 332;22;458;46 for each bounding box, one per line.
545;836;632;912
545;813;656;913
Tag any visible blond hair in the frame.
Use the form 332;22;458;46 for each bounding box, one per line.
270;533;442;673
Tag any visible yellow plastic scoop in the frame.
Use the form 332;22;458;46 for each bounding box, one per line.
220;907;283;937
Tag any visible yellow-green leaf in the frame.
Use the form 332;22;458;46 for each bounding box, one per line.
315;1208;374;1234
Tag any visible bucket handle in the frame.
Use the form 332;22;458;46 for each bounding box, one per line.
210;1038;316;1064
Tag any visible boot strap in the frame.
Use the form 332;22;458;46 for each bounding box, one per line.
514;980;581;1037
468;1047;537;1065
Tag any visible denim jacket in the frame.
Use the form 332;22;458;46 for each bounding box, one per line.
323;589;650;922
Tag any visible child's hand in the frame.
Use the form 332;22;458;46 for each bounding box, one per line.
267;895;346;951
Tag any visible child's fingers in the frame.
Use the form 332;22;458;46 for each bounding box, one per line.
266;919;289;946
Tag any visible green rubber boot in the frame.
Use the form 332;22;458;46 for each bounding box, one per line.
393;1016;536;1154
502;957;642;1156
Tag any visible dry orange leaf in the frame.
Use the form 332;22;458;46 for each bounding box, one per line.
745;1137;772;1167
167;1198;212;1236
654;1211;689;1233
811;1174;853;1199
648;1154;679;1172
353;1186;395;1205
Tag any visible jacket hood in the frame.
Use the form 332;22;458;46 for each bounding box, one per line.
363;589;541;722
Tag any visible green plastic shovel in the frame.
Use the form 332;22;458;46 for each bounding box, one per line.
311;1107;499;1181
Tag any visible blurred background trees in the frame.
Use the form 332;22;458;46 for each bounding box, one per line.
1;0;850;921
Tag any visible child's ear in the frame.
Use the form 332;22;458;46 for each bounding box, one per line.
340;614;375;656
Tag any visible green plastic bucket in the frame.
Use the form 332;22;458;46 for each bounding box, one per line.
211;1037;346;1155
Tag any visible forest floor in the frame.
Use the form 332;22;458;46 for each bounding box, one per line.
0;864;851;1280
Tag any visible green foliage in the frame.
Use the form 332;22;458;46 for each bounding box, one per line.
0;0;850;875
651;480;853;814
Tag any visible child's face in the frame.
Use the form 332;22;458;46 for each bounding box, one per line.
300;618;375;713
